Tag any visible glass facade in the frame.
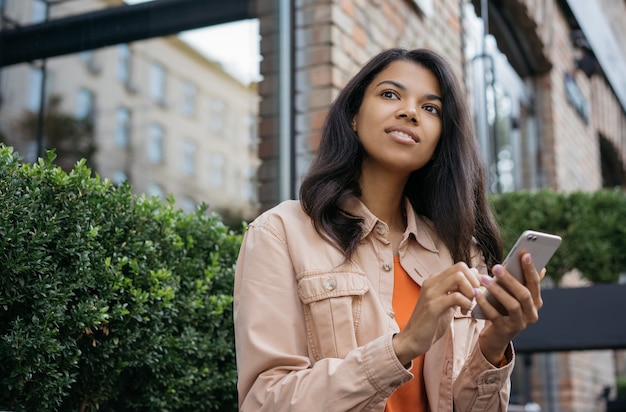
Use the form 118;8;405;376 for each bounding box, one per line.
464;3;543;193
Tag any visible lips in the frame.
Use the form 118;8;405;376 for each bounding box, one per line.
385;126;419;143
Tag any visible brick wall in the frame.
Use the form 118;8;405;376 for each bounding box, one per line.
255;0;282;209
546;4;602;191
292;0;468;189
544;0;626;191
256;0;467;211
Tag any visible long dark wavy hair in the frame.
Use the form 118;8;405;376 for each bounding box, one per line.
299;48;502;267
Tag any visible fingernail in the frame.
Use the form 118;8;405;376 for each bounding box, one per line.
474;288;482;297
524;254;532;265
481;275;492;286
492;264;504;277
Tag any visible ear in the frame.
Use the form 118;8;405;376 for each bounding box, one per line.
351;117;357;132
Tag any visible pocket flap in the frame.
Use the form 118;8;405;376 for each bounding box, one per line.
297;272;369;304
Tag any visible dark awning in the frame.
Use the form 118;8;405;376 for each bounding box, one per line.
513;283;626;353
0;0;253;67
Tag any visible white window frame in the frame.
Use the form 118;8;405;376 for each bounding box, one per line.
182;138;196;176
115;107;131;147
150;63;166;104
148;123;165;164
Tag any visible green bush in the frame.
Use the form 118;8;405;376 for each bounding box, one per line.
490;188;626;284
0;145;241;411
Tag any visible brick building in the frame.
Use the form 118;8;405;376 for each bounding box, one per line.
257;0;626;208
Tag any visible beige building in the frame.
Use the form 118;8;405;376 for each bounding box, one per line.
0;0;260;222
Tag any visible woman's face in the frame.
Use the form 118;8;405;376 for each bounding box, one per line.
353;60;442;177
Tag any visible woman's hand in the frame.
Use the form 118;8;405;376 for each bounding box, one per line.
475;252;545;365
392;262;480;366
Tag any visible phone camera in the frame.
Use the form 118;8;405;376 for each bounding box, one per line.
527;234;538;241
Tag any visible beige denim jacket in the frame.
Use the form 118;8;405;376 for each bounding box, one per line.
234;198;513;411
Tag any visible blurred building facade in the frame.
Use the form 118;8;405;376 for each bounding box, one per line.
0;0;260;222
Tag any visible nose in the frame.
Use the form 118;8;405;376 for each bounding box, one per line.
397;107;418;124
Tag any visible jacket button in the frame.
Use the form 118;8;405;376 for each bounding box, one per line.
383;262;392;271
376;225;386;235
485;376;498;384
388;311;395;319
324;279;337;291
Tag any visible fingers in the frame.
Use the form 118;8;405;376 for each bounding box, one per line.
484;270;536;322
497;253;544;312
476;253;543;326
522;253;544;311
448;262;480;291
397;262;486;361
423;262;481;314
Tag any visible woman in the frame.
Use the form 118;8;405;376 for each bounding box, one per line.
234;48;544;411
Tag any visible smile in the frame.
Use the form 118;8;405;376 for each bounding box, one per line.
386;127;419;144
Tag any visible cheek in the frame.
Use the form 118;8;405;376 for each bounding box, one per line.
425;127;442;156
428;115;442;132
424;120;442;143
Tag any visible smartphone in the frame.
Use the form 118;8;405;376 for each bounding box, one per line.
471;230;562;319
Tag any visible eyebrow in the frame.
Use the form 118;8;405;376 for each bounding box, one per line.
374;80;443;102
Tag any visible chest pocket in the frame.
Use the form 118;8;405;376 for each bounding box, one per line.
297;271;369;361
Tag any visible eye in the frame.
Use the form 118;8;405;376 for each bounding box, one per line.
423;104;440;116
380;90;400;100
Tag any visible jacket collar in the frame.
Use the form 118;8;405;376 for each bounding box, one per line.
339;196;439;253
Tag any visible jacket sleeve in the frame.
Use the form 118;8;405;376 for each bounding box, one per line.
233;222;412;412
452;340;514;411
450;243;515;412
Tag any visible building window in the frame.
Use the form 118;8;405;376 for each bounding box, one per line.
150;63;166;105
210;98;225;135
148;123;165;164
209;152;225;188
27;67;43;113
242;165;257;202
112;171;128;186
147;183;165;200
464;4;542;192
115;107;131;147
182;81;197;116
182;138;196;176
600;135;626;188
31;0;46;23
117;44;132;85
179;196;196;213
75;88;95;121
81;51;101;75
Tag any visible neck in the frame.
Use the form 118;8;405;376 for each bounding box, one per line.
359;172;407;231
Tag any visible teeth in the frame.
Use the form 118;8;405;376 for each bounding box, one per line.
394;131;413;140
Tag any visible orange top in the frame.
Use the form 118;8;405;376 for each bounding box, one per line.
384;257;427;412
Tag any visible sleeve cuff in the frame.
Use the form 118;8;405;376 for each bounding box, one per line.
361;334;413;397
471;342;514;395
